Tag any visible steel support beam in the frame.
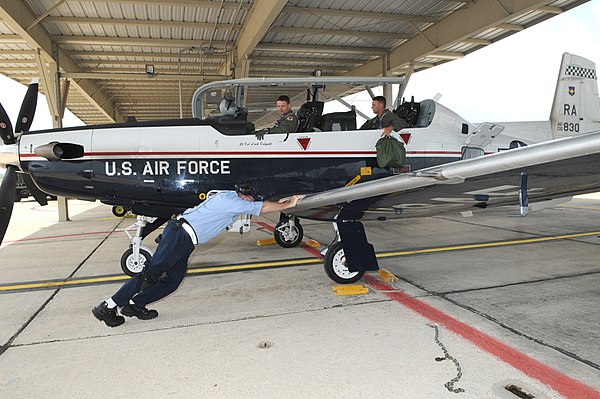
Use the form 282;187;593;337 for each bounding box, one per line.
53;36;227;49
66;0;251;9
345;0;550;77
224;0;288;78
255;43;386;55
283;6;439;23
34;48;60;126
43;16;242;31
61;72;218;81
0;0;116;122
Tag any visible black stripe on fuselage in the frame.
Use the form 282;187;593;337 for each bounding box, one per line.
22;156;458;210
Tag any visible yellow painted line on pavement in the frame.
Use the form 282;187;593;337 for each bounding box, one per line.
560;205;600;211
377;231;600;258
0;275;130;292
0;258;321;293
96;216;135;221
2;231;598;293
187;258;320;275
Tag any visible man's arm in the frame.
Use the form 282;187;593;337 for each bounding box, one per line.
360;118;373;130
391;113;409;130
269;114;299;134
260;195;304;214
382;113;408;136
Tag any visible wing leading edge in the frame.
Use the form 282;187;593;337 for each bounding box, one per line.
289;131;600;221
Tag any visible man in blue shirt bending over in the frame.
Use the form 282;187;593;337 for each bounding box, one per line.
93;184;304;327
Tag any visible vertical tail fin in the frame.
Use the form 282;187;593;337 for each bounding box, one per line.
550;53;600;138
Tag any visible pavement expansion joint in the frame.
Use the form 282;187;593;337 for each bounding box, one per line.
442;292;600;372
9;298;393;349
0;222;124;358
435;215;600;247
439;269;600;296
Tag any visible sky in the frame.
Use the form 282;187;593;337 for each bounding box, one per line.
330;0;600;123
0;1;599;129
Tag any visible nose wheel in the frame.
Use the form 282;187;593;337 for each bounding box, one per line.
323;242;364;284
120;247;151;276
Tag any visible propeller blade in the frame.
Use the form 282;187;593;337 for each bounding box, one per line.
15;80;39;134
22;173;48;206
0;100;15;145
0;165;17;245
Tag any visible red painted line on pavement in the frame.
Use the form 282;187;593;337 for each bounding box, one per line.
3;225;167;244
255;221;275;233
363;274;600;399
2;230;118;244
254;221;322;258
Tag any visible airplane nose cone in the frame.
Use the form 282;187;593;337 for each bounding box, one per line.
0;144;19;168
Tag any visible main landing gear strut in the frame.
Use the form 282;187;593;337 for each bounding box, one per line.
320;221;379;284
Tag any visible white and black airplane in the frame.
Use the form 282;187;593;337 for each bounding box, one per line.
1;52;599;284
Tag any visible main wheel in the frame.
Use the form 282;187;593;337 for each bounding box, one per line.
112;205;128;217
274;219;303;248
120;248;151;276
323;242;364;284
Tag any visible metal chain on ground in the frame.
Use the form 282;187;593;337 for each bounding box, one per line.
428;324;465;394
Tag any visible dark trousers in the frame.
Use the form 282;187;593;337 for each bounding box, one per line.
112;220;195;307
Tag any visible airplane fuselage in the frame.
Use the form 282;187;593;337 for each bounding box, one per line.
18;120;394;216
16;100;559;221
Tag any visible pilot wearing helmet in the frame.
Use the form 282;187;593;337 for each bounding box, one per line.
93;184;304;327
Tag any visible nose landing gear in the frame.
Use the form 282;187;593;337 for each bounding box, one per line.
120;215;156;276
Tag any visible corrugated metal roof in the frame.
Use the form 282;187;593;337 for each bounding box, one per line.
0;0;591;124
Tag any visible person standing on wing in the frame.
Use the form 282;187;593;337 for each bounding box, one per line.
93;184;304;327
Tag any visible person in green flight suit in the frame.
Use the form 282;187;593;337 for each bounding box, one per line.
360;95;408;136
255;95;299;140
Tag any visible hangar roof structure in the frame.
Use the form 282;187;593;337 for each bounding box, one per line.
0;0;590;126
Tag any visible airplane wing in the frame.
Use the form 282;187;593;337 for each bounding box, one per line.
289;130;600;222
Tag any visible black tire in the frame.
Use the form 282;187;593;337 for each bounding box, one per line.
274;219;303;248
323;242;364;284
120;248;152;276
14;191;21;202
112;205;128;217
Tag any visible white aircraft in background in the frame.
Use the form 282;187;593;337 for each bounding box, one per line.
1;52;598;284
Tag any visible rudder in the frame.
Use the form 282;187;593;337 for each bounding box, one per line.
550;53;600;138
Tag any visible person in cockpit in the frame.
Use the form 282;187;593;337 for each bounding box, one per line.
360;96;407;136
254;95;299;140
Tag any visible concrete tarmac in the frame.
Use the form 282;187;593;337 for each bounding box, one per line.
0;197;599;398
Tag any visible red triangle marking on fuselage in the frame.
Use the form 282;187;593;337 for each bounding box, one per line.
297;137;311;150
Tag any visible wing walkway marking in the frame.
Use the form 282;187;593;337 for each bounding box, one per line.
2;230;599;294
